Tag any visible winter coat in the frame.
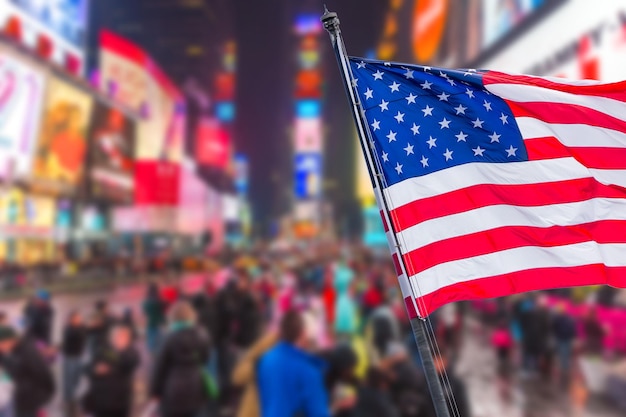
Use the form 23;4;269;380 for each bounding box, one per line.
231;332;278;417
24;303;54;344
257;342;330;417
62;324;87;357
143;297;166;329
1;337;55;414
82;346;140;414
150;326;211;415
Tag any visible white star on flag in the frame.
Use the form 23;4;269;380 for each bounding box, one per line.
394;111;405;123
389;81;401;92
454;104;467;115
405;93;417;104
420;155;429;167
422;105;434;117
386;130;397;142
411;123;420;135
473;146;485;156
379;100;389;111
483;100;492;111
443;148;454;161
371;119;380;131
439;118;451;129
455;131;468;142
404;68;414;79
472;118;484;128
352;78;358;87
465;88;475;98
381;151;389;162
489;132;501;143
421;80;432;90
500;113;509;124
427;136;437;148
506;145;518;157
364;88;373;100
357;61;366;69
395;162;403;174
404;143;414;155
446;78;456;86
373;70;384;80
437;91;450;101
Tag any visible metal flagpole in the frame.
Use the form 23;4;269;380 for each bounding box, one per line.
321;7;452;417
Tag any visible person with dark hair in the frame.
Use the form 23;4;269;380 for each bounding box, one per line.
143;283;166;354
61;310;87;417
0;325;55;417
23;290;54;345
88;300;115;357
82;325;140;417
257;310;330;417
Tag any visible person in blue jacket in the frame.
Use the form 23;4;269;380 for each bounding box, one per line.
257;310;330;417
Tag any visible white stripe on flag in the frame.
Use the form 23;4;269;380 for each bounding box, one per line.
384;157;589;209
486;83;626;122
588;169;626;189
516;117;626;148
409;242;626;297
397;197;626;254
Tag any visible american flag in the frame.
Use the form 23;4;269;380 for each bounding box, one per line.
349;57;626;317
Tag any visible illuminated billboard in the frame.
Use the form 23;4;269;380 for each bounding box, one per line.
481;2;626;81
0;0;88;72
294;153;322;199
380;0;560;66
31;75;93;195
0;49;46;181
195;117;230;169
87;100;136;203
100;30;184;162
294;118;322;153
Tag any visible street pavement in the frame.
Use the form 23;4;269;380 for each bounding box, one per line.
456;318;623;417
1;277;625;417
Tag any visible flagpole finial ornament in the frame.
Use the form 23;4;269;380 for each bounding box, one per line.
320;7;339;35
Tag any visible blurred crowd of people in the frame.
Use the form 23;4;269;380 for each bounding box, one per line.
0;242;624;417
0;244;470;417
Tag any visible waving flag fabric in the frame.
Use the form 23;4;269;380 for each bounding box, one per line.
349;57;626;317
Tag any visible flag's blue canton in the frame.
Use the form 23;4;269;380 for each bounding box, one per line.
349;58;528;187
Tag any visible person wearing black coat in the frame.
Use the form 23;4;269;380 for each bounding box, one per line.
23;293;54;345
150;301;212;417
61;311;87;417
82;325;140;417
0;326;55;417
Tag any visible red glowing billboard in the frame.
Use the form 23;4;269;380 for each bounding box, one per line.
195;117;230;169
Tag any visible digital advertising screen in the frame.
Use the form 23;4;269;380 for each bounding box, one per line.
31;76;93;195
481;2;626;81
88;99;136;203
382;0;560;67
0;50;46;181
195;117;230;169
294;153;322;199
9;0;89;48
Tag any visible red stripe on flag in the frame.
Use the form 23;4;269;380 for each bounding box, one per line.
483;71;626;102
416;264;626;315
392;253;403;277
390;177;626;231
508;101;626;135
404;296;419;319
402;220;626;277
525;137;570;160
380;210;389;232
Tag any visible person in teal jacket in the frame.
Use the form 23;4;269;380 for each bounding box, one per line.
257;311;330;417
333;262;357;337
